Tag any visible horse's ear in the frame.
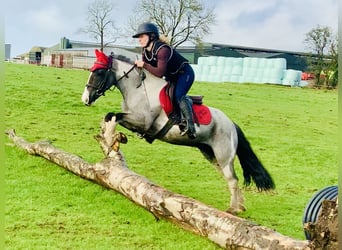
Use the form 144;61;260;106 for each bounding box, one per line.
95;49;100;57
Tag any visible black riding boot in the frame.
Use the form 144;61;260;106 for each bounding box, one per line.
179;96;196;139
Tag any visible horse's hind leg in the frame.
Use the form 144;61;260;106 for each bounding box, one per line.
221;158;246;214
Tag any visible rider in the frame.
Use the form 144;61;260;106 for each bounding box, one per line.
133;22;196;139
107;51;114;68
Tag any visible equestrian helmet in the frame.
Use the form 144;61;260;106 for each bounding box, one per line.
132;22;159;38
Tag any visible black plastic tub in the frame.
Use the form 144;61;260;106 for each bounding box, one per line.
302;185;338;240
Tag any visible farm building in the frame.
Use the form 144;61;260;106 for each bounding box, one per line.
28;46;46;64
33;37;139;68
12;46;47;64
13;37;312;86
17;37;309;70
196;43;308;71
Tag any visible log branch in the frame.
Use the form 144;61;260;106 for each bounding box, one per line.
5;128;310;249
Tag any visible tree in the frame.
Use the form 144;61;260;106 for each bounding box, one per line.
303;25;338;87
326;34;338;87
130;0;216;48
78;0;119;51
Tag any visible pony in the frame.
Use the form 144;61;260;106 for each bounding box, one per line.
81;49;275;213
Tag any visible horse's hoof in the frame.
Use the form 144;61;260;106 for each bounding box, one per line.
239;204;246;212
226;208;238;215
105;112;116;122
226;206;246;215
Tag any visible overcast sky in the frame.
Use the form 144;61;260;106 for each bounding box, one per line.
4;0;338;57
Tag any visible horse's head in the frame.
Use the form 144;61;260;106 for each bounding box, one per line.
81;49;117;105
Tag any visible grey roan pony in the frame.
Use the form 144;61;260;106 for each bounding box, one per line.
81;49;275;213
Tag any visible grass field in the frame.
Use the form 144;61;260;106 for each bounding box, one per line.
4;62;338;249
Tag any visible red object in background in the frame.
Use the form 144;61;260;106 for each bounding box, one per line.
301;72;315;80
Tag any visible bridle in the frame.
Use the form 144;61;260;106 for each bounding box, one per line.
86;64;136;98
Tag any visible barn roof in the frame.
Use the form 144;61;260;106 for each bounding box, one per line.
29;46;46;53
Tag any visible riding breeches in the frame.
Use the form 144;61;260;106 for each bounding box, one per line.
173;64;195;103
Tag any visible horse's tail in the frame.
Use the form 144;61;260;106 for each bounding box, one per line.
234;123;275;190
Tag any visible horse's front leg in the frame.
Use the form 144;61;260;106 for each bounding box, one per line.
116;107;160;133
102;112;119;146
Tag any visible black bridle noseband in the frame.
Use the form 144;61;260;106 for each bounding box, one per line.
86;64;136;98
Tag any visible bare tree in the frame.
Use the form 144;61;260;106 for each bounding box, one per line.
130;0;216;48
303;25;338;87
78;0;119;51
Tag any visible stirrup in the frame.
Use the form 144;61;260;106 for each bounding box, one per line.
180;128;196;138
179;120;196;139
188;133;196;139
179;119;187;136
180;128;188;136
187;129;196;139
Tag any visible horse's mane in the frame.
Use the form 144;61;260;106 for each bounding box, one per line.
112;52;164;84
114;54;134;65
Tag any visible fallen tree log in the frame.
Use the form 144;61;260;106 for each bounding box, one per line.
6;126;310;250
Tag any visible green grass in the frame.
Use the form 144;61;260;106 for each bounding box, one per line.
4;63;338;249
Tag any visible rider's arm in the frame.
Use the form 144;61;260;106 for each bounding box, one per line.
143;46;170;78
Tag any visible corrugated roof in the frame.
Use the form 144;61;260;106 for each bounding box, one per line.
29;46;46;53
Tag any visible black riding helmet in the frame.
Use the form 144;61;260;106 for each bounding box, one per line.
132;22;159;39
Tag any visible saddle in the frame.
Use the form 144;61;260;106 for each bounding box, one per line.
159;82;212;126
141;82;212;144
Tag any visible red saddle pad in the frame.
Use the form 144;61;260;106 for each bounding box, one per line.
159;85;212;125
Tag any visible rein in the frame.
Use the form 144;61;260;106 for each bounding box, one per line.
116;64;136;83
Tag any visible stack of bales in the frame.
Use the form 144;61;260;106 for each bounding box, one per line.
282;69;302;86
241;57;286;84
192;56;302;86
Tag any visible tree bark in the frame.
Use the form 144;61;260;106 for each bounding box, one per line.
6;128;310;249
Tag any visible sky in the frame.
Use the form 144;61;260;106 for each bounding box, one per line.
4;0;338;58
